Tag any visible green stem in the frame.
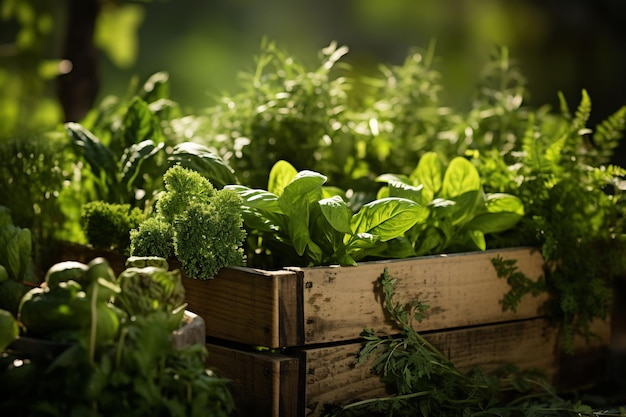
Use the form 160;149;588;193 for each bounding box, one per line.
89;282;98;366
338;389;435;411
115;326;128;368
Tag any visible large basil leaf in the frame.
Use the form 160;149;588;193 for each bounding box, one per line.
484;193;525;216
120;140;164;190
66;122;117;180
440;156;480;198
387;180;426;205
226;185;284;232
279;171;327;256
281;170;327;200
227;185;281;213
122;96;164;150
448;190;483;226
467;212;524;234
350;198;427;242
319;195;352;235
465;193;524;234
412;151;443;201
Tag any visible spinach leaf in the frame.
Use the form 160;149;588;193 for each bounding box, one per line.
440;156;481;198
378;152;524;254
319;195;353;235
268;160;298;195
279;170;327;258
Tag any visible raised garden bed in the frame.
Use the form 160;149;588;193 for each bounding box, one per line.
58;244;613;417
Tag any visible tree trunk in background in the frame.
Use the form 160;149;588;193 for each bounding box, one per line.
57;0;101;122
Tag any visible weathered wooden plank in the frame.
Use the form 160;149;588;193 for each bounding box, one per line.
292;247;546;344
183;267;300;348
205;343;300;417
206;318;611;417
62;243;547;348
303;317;611;417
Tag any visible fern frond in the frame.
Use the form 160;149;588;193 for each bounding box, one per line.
574;89;591;129
557;91;571;120
521;113;559;174
592;105;626;164
573;89;592;134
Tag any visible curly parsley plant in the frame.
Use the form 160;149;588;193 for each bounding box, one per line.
130;165;246;279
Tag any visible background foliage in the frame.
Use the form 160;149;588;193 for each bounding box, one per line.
1;0;625;164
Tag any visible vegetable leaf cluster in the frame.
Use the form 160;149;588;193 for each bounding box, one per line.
377;151;524;255
228;160;428;267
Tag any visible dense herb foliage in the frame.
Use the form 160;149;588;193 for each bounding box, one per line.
65;72;237;211
0;207;34;315
0;133;74;262
229;160;428;267
377;151;524;255
131;166;246;279
326;271;620;417
201;40;353;189
81;201;145;253
475;90;626;351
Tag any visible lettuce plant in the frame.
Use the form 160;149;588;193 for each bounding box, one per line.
229;160;429;267
376;151;524;256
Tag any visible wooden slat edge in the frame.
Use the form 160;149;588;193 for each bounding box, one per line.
183;267;297;348
205;343;300;417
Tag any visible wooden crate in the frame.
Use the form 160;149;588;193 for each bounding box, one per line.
185;247;610;416
183;247;547;348
58;244;612;415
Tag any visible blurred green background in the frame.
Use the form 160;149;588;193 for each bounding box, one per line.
2;0;626;162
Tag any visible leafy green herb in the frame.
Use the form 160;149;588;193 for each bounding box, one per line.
201;40;352;190
474;90;626;352
1;258;233;417
0;132;72;261
377;152;524;256
129;217;175;260
65;72;238;211
81;201;145;253
227;160;428;267
326;270;608;417
131;165;246;279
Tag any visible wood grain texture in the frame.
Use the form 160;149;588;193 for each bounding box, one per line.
291;247;546;344
206;318;611;417
205;343;300;417
62;244;547;349
303;317;612;417
182;267;300;347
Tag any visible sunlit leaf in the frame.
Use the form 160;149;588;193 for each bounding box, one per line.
268;160;299;196
441;156;480;198
350;198;427;242
319;195;352;234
